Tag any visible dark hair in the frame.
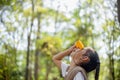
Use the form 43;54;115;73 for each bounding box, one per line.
80;49;100;80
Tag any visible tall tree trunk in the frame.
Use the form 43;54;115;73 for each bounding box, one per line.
111;25;115;80
116;54;120;80
54;4;59;35
108;29;115;80
108;53;115;80
45;61;51;80
4;44;9;80
34;49;39;80
116;46;120;80
111;54;115;80
25;0;34;79
117;0;120;23
34;13;41;80
25;34;31;80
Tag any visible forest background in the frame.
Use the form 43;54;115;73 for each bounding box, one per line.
0;0;120;80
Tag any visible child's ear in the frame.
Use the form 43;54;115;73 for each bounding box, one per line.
82;56;90;62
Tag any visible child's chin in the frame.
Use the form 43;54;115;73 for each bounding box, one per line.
70;54;73;57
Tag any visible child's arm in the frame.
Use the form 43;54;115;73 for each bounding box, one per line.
52;45;75;69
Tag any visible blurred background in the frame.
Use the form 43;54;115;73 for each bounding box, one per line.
0;0;120;80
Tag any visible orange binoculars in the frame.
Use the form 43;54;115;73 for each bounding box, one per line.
75;40;84;50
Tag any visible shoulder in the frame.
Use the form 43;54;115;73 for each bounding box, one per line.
61;62;69;77
74;72;84;80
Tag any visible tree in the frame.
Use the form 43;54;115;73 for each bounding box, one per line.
117;0;120;23
25;0;34;79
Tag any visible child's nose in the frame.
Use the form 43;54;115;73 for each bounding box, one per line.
72;48;77;52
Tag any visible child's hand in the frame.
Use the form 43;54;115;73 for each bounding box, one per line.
67;45;76;55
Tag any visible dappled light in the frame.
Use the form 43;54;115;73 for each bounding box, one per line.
0;0;119;80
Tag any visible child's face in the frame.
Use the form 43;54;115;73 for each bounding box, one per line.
70;48;81;57
70;48;88;65
70;48;86;57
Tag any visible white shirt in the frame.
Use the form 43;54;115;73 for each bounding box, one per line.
61;62;84;80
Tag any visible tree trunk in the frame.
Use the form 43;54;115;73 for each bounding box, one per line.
54;5;59;35
116;59;120;80
117;0;120;23
108;54;115;80
116;46;120;80
34;12;41;80
108;27;115;80
25;0;34;79
25;34;31;80
111;26;115;80
34;49;39;80
45;61;51;80
4;44;9;80
111;55;115;80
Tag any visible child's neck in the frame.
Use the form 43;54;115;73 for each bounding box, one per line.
69;60;77;71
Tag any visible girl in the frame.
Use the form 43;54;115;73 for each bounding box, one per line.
52;44;100;80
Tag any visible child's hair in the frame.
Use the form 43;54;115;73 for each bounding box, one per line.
80;49;100;80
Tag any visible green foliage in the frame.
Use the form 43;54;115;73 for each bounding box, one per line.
0;53;22;80
0;54;6;80
23;6;48;17
0;0;119;80
74;19;81;27
0;0;14;6
36;36;62;56
35;6;47;13
35;35;63;80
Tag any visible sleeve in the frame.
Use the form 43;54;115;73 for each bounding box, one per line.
74;72;84;80
61;62;69;77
